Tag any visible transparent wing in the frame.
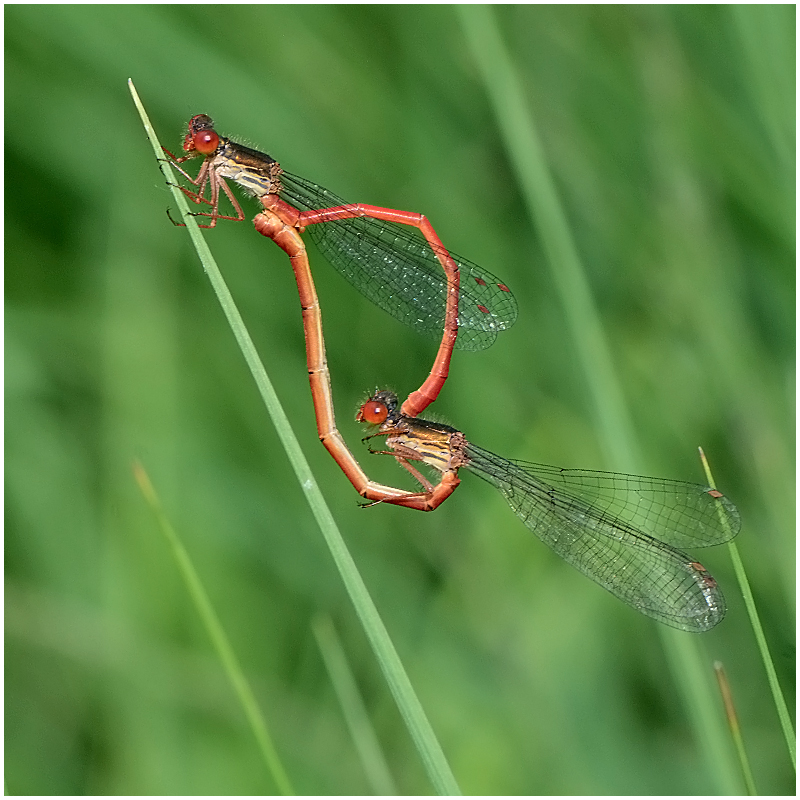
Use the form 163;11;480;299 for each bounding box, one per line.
465;445;740;631
281;171;517;351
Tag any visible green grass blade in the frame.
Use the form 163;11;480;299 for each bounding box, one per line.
700;449;796;771
133;462;295;795
457;9;742;793
312;614;399;795
128;79;460;796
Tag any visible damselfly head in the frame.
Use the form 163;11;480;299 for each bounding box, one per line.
183;114;220;156
356;389;400;425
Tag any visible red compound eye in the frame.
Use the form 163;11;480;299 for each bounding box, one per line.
360;400;388;424
193;129;219;154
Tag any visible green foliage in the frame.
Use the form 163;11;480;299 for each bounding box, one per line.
5;5;794;795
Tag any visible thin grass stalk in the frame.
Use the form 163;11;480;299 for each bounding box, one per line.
133;463;295;795
700;449;796;771
128;79;460;796
713;661;758;794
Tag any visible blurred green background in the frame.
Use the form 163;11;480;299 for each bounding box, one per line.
5;5;794;795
